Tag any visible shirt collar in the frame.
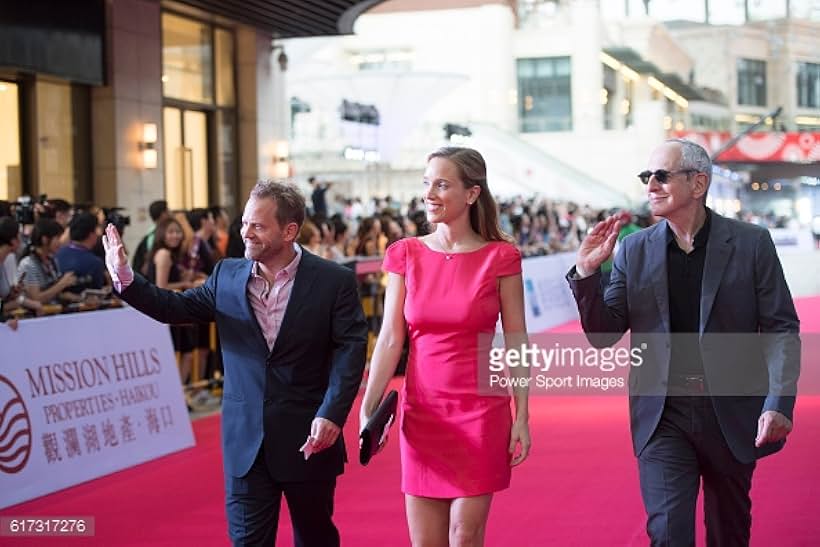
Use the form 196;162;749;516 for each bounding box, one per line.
251;243;302;281
666;207;712;249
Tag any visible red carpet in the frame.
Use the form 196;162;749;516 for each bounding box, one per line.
4;297;819;546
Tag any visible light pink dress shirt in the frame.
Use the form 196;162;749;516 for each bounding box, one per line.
247;245;302;350
112;244;303;351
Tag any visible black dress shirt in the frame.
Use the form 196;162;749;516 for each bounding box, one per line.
667;208;712;376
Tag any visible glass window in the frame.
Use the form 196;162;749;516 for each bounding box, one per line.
737;58;767;107
0;81;21;200
215;28;235;107
796;62;820;109
789;0;820;19
350;50;414;72
163;107;209;210
517;56;572;132
36;81;90;202
602;65;615;130
623;78;634;128
215;109;237;213
162;13;213;104
747;0;788;21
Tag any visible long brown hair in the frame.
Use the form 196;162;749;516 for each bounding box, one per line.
146;218;183;274
427;147;512;243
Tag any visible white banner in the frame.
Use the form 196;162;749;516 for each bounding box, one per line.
521;252;580;332
0;308;195;509
768;228;815;252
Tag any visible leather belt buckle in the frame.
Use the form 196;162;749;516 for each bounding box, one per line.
678;374;705;394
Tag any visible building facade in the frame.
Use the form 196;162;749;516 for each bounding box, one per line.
0;0;383;250
285;0;818;215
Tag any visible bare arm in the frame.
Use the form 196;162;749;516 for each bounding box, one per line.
500;274;528;420
154;250;189;291
359;272;406;424
24;272;76;304
500;273;531;466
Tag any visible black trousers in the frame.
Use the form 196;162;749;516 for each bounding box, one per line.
638;396;756;547
225;447;339;547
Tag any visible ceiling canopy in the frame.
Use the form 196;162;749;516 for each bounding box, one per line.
175;0;386;37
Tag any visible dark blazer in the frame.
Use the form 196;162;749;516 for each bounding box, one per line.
567;212;800;464
117;249;368;480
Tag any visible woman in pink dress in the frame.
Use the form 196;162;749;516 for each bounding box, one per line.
361;147;530;546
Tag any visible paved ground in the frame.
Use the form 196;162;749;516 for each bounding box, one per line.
778;247;820;298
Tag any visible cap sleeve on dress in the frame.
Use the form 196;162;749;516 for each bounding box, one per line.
382;238;408;275
496;242;522;277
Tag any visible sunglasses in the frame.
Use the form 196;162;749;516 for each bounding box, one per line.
637;169;697;185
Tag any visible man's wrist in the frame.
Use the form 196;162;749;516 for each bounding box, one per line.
111;263;134;291
575;264;593;279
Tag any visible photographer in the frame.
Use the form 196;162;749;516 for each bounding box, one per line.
39;197;73;246
55;212;108;293
12;195;37;261
17;218;80;306
133;202;168;275
90;207;130;262
47;198;74;228
0;217;43;320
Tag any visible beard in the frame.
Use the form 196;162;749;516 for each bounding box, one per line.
243;239;286;262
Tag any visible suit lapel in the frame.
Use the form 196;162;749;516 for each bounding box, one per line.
270;249;320;356
238;260;269;350
649;221;671;333
700;213;733;335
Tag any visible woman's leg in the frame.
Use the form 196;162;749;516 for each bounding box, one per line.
405;494;450;547
449;494;493;547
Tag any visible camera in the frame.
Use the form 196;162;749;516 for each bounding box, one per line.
104;207;131;235
14;194;47;225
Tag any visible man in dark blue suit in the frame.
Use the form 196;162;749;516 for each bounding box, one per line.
567;139;800;546
103;181;368;546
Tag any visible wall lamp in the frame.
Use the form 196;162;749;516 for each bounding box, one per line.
267;140;290;179
271;44;288;71
140;123;158;169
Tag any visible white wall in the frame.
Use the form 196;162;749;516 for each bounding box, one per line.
290;0;803;208
520;99;666;204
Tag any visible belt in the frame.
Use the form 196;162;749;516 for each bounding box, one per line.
669;374;707;394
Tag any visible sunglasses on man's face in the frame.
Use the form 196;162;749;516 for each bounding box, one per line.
637;169;697;185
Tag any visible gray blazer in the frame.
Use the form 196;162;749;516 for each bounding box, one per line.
567;211;800;463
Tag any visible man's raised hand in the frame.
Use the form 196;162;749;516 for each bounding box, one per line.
575;215;620;277
102;224;128;274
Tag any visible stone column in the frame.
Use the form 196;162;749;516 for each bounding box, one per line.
91;0;163;252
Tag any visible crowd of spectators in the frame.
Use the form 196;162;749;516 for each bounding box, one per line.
1;189;653;325
0;197;234;410
301;181;655;261
1;185;651;409
1;198;113;323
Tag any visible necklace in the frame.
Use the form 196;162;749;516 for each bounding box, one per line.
435;234;482;260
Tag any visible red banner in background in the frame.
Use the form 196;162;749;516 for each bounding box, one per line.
671;131;820;163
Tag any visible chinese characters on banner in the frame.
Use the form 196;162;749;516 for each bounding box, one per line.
0;308;195;508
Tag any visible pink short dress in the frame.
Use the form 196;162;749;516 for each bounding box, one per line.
381;237;522;498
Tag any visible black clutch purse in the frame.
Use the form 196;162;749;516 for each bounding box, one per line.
359;390;398;465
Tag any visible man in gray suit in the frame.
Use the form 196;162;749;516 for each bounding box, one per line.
567;139;800;546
